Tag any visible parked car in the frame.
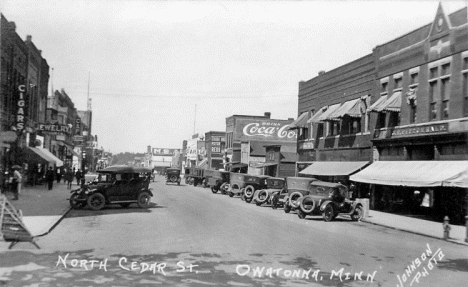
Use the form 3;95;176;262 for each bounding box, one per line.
242;175;271;203
297;181;364;221
184;167;205;186
252;177;285;206
279;177;317;213
227;173;268;198
165;168;181;185
208;171;230;194
69;166;153;211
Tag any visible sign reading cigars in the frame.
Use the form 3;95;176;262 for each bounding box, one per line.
235;119;297;142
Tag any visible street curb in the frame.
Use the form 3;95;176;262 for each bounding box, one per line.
36;206;72;238
361;218;468;247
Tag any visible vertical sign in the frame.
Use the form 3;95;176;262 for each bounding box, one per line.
75;118;81;135
16;85;27;131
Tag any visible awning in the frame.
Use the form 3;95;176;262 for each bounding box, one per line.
307;107;327;123
367;95;388;113
25;147;55;165
255;162;278;168
379;91;402;112
288;112;309;130
350;161;468;188
314;103;342;122
40;148;64;167
327;98;361;121
299;161;370;176
230;163;248;169
197;158;208;169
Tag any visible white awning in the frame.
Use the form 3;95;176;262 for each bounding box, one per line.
350;161;468;188
39;148;64;167
299;161;369;176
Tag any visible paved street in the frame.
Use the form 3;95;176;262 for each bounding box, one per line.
1;176;468;286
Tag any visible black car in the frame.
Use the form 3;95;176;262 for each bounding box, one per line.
166;168;181;185
69;166;153;210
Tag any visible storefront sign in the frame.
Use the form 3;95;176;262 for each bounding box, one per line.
211;146;221;153
235;119;297;142
37;124;72;134
56;135;66;141
75;118;81;135
152;148;180;156
299;140;314;150
16;85;27;131
374;123;449;139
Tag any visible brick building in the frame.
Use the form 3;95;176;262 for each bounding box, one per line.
204;131;225;170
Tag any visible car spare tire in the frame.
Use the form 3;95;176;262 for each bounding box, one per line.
299;195;316;214
244;185;255;198
255;190;269;204
288;192;303;209
170;175;177;182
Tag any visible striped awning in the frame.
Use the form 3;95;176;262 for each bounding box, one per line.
307;107;326;123
367;95;389;113
314;103;341;122
327;98;362;121
379;91;402;112
288;112;310;130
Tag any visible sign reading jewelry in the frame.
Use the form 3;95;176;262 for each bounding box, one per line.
37;124;72;134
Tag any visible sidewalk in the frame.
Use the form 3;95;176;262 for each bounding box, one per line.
362;210;468;246
1;181;74;237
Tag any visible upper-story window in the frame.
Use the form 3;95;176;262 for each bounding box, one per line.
380;81;388;94
394;78;402;90
428;57;452;121
462;52;468;117
410;72;419;86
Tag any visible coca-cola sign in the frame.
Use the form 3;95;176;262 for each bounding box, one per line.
236;119;297;142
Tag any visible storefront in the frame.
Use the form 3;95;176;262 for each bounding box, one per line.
351;161;468;224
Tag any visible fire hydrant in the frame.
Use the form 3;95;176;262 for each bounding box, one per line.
443;216;451;240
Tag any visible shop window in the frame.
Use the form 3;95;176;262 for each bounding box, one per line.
317;123;324;138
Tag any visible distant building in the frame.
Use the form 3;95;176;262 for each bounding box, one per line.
204;131;225;170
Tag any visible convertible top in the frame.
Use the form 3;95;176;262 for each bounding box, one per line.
98;165;153;173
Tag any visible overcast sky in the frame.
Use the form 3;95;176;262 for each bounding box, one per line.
1;0;467;153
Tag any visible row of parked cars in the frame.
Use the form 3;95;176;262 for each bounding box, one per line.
181;169;364;222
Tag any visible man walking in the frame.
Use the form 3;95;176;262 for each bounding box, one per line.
12;165;22;200
46;167;55;190
65;168;73;189
75;169;82;185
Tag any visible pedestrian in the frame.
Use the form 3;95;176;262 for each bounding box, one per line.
46;166;55;190
12;165;22;200
56;167;62;183
65;169;74;189
75;169;82;185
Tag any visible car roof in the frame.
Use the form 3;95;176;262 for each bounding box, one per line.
98;165;153;173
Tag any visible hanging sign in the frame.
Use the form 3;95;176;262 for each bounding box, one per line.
16;85;27;131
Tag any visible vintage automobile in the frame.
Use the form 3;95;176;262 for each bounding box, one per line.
297;181;364;221
241;175;271;203
252;177;285;206
227;173;268;198
69;166;153;211
279;177;317;213
184;167;206;186
208;171;230;194
165;168;181;185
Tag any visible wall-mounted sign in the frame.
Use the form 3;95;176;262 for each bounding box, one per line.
299;140;314;150
373;123;449;139
56;135;65;141
16;85;27;131
152;148;180;156
211;147;221;153
75;118;81;135
235;119;297;142
37;124;72;134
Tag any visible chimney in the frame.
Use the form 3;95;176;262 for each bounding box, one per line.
318;70;326;76
26;35;32;42
9;21;16;31
264;112;271;119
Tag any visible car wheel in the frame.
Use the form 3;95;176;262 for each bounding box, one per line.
351;206;364;221
255;201;262;206
211;186;218;194
203;179;208;188
229;192;234;197
297;209;306;219
119;203;131;208
87;193;105;211
284;204;291;213
271;196;278;209
245;197;252;203
323;204;335;222
185;177;190;184
220;183;228;194
70;193;85;209
137;192;151;208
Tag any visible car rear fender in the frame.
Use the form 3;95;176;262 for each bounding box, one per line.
143;188;153;197
349;202;363;214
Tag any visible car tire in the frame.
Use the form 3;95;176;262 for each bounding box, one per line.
323;204;335;222
185;177;190;184
170;175;177;183
137;192;151;208
284;204;291;213
244;185;255;199
351;206;364;221
211;186;218;194
87;193;105;211
245;197;252;203
70;193;85;209
229;192;234;197
220;183;229;194
271;195;278;209
299;196;316;214
256;190;268;204
203;179;208;188
119;203;131;208
297;209;306;219
289;192;303;209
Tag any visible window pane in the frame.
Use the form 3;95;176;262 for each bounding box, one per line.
430;103;437;121
394;78;402;89
441;78;450;100
381;82;388;93
441;63;451;76
410;105;417;123
430;67;438;79
464;97;468;117
410;73;419;85
442;100;449;120
464;58;468;70
429;81;437;102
